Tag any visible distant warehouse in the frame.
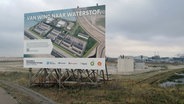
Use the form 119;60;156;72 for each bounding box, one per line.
67;22;74;30
56;20;67;28
78;33;89;40
33;22;52;36
60;35;87;56
116;55;146;75
117;55;134;74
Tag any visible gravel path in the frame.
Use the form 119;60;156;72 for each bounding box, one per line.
0;87;17;104
0;80;57;104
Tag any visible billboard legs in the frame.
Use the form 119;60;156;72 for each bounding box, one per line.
105;59;109;81
28;68;32;87
28;68;108;88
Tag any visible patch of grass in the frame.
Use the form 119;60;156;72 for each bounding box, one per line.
167;75;184;81
0;83;37;104
83;37;97;56
0;71;28;86
1;68;184;104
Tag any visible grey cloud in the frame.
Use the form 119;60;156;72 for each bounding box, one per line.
0;32;23;57
0;0;106;57
107;0;184;40
0;0;184;57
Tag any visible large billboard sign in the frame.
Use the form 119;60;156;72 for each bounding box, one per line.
24;5;105;69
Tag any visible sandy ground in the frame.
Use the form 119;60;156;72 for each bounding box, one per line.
0;61;25;72
0;87;17;104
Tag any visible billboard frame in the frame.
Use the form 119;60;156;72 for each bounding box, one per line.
24;4;106;70
27;4;108;87
28;68;108;88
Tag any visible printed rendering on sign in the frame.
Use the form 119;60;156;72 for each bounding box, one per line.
24;5;105;69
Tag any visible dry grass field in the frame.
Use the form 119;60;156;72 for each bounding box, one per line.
0;61;184;104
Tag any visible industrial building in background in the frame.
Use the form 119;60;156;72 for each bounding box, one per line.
117;55;134;74
117;55;147;75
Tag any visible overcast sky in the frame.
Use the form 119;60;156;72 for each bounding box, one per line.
0;0;184;57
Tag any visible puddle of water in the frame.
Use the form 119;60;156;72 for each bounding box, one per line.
160;73;184;87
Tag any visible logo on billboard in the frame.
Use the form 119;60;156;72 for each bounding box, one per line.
90;61;95;66
97;61;102;66
81;62;87;65
68;62;77;65
58;62;66;65
46;61;56;65
26;60;43;65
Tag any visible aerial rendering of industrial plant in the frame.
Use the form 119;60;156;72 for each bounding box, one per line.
24;6;105;58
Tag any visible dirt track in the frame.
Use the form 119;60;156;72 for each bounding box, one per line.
0;87;17;104
0;80;57;104
0;61;57;104
136;68;184;84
